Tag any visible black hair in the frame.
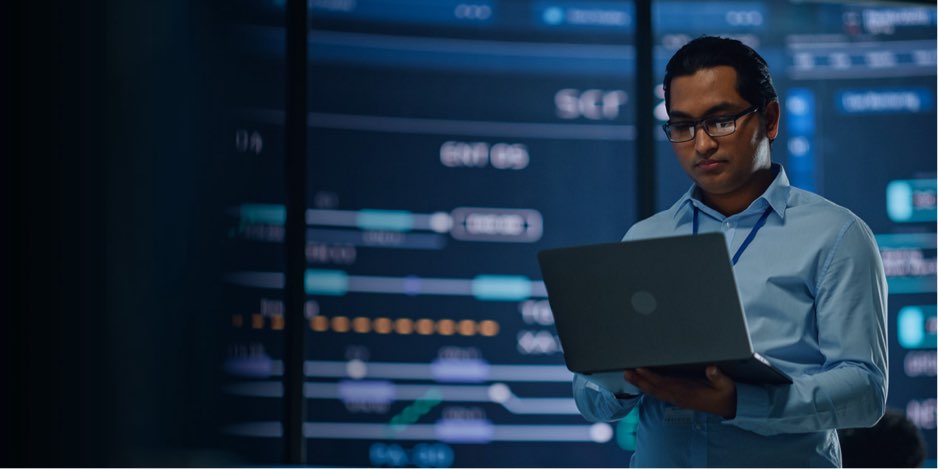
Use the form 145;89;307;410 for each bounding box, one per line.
663;36;778;112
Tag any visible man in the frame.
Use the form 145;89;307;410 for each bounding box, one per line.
572;36;887;467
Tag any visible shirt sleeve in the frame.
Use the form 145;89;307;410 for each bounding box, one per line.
572;372;641;422
725;219;888;436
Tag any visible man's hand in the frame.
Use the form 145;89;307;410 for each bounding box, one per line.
624;366;737;419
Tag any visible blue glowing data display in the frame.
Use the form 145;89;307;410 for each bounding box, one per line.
218;0;937;466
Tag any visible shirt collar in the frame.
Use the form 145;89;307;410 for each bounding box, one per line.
673;163;791;220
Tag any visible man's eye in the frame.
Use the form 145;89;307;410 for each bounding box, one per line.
709;119;734;130
670;122;694;130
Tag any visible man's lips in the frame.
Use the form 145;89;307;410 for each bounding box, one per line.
695;159;726;170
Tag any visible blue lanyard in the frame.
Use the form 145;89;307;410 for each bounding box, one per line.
693;205;773;265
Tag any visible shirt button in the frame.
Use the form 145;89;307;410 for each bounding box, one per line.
723;221;732;229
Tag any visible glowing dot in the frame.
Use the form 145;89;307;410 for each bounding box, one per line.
395;318;414;335
416;319;435;335
332;316;350;333
311;315;329;332
352;316;371;333
304;301;319;319
232;314;244;328
346;359;367;379
479;320;499;336
374;317;393;334
458;319;476;336
542;6;563;25
788;137;810;156
251;313;265;330
488;383;511;403
590;423;613;443
429;212;453;233
437;319;455;336
787;95;808;114
271;315;285;330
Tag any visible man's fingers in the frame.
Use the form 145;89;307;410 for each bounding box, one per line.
624;369;649;391
633;368;686;401
706;366;733;390
623;366;737;417
635;368;683;390
634;368;662;384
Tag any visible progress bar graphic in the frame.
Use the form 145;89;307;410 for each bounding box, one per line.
224;421;614;444
223;359;573;383
234;204;544;244
226;269;548;301
223;381;579;415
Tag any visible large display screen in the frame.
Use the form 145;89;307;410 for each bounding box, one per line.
216;1;936;466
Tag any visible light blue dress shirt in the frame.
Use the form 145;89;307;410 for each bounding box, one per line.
572;164;888;467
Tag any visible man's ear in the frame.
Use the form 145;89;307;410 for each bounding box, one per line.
764;100;780;142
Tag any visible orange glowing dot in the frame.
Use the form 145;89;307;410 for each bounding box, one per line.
251;313;265;329
311;315;329;332
479;320;499;336
458;319;476;336
437;319;455;336
332;316;350;333
416;319;434;335
374;317;392;334
352;316;371;333
232;314;244;328
271;315;285;330
395;318;414;335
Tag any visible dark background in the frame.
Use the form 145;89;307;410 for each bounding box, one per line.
6;1;227;465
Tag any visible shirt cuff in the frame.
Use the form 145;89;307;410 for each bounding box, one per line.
725;382;770;425
574;373;636;421
584;371;642;396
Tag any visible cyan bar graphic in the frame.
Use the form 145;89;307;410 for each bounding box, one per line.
897;305;937;349
305;269;349;295
887;179;937;223
875;232;937;249
357;209;415;232
472;275;532;301
241;203;287;225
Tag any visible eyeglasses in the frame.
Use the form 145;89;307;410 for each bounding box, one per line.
662;105;760;143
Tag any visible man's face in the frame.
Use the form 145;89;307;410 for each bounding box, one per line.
667;66;779;198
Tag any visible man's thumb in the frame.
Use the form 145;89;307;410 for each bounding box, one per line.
706;366;724;383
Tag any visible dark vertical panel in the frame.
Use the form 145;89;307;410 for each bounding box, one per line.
283;0;308;464
635;0;656;219
6;0;110;465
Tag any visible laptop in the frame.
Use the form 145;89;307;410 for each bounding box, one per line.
537;232;792;385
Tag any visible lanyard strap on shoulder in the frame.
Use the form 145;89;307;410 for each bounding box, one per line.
692;205;773;265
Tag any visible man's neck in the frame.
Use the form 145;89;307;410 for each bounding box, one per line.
701;168;775;216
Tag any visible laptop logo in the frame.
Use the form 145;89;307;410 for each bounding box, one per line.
631;291;657;315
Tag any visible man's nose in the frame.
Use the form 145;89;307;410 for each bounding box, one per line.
694;128;718;155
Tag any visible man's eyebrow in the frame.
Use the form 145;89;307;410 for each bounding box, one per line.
667;103;740;120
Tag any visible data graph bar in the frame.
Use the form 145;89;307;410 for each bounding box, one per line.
223;380;579;415
223;421;613;443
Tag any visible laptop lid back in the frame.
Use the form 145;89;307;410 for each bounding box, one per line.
538;233;755;374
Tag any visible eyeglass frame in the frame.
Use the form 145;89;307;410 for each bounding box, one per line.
661;104;761;143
